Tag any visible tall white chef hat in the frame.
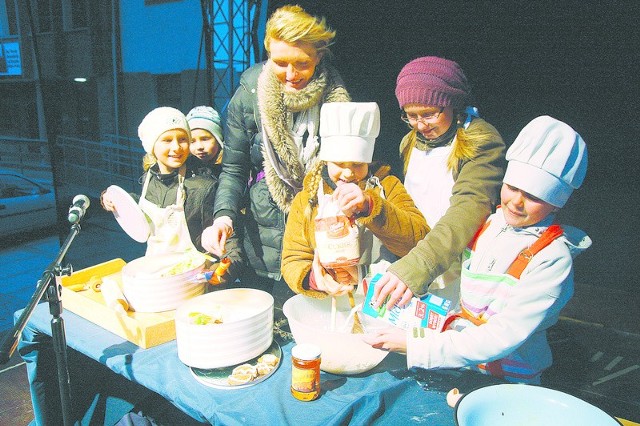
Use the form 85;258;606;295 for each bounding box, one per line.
319;102;380;163
504;115;588;208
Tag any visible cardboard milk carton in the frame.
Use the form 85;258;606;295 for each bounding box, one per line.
362;273;452;331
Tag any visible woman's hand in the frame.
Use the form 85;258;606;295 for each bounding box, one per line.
100;190;116;212
332;183;368;218
371;271;414;309
201;217;233;256
312;254;353;296
362;327;407;353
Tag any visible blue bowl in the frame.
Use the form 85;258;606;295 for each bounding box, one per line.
454;384;621;425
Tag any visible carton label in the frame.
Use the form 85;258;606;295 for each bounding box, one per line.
362;273;452;331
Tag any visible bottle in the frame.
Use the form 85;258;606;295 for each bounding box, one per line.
100;277;129;315
208;258;231;285
195;258;232;285
290;343;321;401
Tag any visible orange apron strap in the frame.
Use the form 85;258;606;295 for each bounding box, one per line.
468;220;492;251
441;308;507;377
506;224;564;279
442;304;486;331
483;360;506;377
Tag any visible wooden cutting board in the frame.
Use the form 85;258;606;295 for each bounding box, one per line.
58;258;176;348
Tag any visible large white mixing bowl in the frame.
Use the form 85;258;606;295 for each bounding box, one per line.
283;294;389;375
121;253;206;313
175;288;274;369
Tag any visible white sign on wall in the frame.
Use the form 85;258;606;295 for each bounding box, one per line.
0;41;22;76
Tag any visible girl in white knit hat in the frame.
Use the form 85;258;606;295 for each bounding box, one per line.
364;116;592;384
281;102;428;298
100;107;243;282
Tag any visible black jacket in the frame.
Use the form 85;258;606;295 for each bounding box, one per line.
213;62;350;278
134;165;245;281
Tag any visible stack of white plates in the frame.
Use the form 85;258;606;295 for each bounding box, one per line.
175;289;274;369
121;253;206;313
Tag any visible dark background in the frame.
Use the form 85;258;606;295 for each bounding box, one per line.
270;1;639;294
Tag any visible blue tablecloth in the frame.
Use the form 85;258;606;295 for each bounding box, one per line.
17;303;500;425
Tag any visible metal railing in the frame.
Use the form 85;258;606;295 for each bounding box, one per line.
0;137;52;178
56;134;144;196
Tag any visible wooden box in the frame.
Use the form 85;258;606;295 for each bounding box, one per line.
59;259;176;349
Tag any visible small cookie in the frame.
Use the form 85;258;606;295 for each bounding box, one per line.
232;363;257;379
256;362;275;376
227;373;254;386
258;354;279;366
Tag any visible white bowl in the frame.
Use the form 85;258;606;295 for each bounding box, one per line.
175;288;274;369
283;294;389;375
455;384;621;425
121;253;206;313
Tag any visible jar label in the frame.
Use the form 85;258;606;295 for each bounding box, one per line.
291;367;317;392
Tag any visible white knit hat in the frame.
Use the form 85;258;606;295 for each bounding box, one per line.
319;102;380;163
186;106;224;147
504;115;587;208
138;107;191;154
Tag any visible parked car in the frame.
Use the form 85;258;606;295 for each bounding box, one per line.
0;170;57;239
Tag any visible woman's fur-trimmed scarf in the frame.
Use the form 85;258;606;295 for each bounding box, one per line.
257;62;350;213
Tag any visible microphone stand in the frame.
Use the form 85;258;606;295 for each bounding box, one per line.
0;220;83;426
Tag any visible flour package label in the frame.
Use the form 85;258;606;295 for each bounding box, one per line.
362;273;452;331
314;194;360;268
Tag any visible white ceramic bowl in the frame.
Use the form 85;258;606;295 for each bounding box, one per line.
283;294;389;375
455;384;621;425
175;288;274;369
121;253;206;313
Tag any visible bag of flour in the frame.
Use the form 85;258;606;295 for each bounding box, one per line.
314;194;360;269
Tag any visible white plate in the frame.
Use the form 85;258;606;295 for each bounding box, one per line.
106;185;150;243
190;340;281;390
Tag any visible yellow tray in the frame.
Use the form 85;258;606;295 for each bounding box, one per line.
59;258;175;349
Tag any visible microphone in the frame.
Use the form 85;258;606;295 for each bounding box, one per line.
67;194;90;224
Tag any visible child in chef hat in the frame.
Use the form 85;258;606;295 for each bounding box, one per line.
100;107;244;284
281;102;428;298
364;115;592;384
186;105;225;178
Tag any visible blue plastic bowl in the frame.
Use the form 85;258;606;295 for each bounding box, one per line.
454;384;621;425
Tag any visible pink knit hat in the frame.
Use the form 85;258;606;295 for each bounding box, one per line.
395;56;470;109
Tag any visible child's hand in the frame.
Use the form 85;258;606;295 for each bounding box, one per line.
100;190;116;212
362;327;407;353
312;254;353;296
332;183;368;218
328;265;358;285
371;271;414;309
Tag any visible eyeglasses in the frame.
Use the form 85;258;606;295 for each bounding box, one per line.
401;107;445;125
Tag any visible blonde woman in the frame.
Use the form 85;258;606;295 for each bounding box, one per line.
202;5;350;293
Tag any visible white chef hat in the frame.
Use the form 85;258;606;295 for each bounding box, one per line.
138;107;191;154
504;115;588;208
319;102;380;163
186;106;224;148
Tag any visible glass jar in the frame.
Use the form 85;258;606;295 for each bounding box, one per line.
290;343;321;401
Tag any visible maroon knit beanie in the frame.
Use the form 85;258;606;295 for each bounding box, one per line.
395;56;470;110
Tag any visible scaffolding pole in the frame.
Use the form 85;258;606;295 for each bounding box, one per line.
204;0;263;113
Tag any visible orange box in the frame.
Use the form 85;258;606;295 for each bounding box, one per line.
58;258;176;348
